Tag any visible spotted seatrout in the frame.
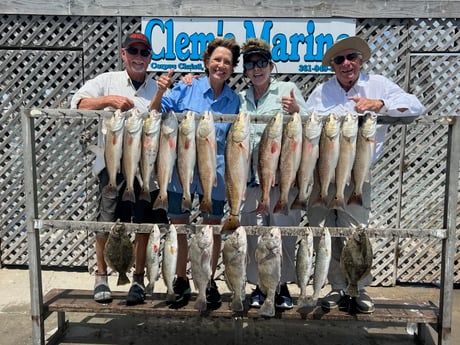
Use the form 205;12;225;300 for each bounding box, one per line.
162;224;178;303
312;227;331;303
145;224;161;295
296;228;314;307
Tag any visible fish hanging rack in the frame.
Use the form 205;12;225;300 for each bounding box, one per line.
21;108;459;345
27;107;449;125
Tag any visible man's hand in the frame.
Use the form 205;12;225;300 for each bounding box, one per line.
349;95;384;113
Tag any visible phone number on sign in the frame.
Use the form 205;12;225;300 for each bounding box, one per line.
298;64;331;73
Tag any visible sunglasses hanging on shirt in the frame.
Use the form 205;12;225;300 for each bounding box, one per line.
331;53;362;65
244;59;269;70
126;47;151;57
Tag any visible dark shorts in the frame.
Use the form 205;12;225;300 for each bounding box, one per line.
97;169;168;237
167;191;225;221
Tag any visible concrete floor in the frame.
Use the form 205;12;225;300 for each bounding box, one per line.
1;267;458;345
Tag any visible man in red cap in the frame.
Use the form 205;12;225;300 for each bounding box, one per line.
71;32;168;306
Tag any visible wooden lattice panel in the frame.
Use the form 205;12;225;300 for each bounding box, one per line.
1;15;459;287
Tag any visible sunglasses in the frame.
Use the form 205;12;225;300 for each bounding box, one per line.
244;59;269;70
125;47;151;57
331;53;361;65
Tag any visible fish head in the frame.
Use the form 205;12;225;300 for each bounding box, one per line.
304;112;323;139
179;111;196;136
341;112;359;138
230;111;250;142
195;225;214;249
144;110;162;134
161;111;178;135
125;109;144;133
197;111;215;138
323;113;340;138
110;222;126;240
284;112;302;138
266;112;284;139
360;113;377;138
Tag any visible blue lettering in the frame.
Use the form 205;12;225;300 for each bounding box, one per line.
189;33;215;59
144;19;166;59
175;33;191;60
243;20;274;42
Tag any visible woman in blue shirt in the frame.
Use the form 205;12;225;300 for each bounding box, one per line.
149;37;241;308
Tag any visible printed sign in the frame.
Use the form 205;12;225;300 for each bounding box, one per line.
142;17;355;74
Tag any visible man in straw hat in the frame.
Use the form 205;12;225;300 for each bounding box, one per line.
305;36;425;313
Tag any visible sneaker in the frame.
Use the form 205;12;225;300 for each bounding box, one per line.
171;276;191;307
321;289;347;310
275;283;293;309
355;291;375;314
206;279;222;308
250;285;266;308
94;273;112;304
126;282;145;306
94;283;112;304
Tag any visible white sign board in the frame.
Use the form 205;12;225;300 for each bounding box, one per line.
142;17;356;74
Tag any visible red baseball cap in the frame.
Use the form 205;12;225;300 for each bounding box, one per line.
123;32;152;50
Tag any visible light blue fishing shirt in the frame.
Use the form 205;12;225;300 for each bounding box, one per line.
239;79;308;184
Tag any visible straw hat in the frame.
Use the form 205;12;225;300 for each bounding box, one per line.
322;36;371;66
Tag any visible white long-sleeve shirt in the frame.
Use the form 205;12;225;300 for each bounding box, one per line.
306;72;426;161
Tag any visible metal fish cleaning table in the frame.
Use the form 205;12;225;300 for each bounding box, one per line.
21;109;459;345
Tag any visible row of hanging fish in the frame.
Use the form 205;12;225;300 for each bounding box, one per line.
295;227;373;308
101;108;163;203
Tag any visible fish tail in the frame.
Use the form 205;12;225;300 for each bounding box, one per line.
259;300;275;317
347;284;359;298
166;290;176;303
181;197;193;213
199;198;213;214
347;193;363;206
145;283;154;295
273;199;288;215
221;215;240;233
231;298;244;312
117;273;130;286
255;201;269;215
194;296;207;311
122;188;136;203
138;188;151;203
312;195;327;208
291;197;308;210
102;184;118;199
329;197;345;210
152;192;168;211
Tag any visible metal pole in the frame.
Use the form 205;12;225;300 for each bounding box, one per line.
438;117;460;345
21;109;45;345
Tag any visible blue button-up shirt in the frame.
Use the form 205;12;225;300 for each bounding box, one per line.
160;76;240;200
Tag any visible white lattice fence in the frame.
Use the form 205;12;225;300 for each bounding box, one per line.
1;15;459;287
